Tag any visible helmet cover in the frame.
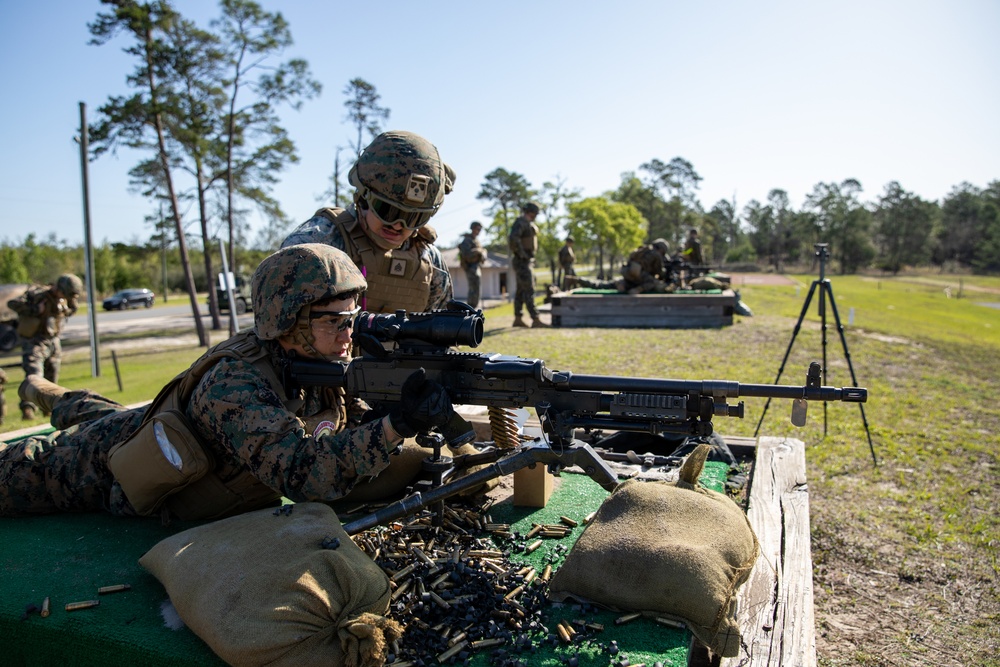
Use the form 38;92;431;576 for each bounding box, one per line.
252;244;367;340
348;131;449;211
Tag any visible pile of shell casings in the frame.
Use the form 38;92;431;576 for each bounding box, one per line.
352;501;620;666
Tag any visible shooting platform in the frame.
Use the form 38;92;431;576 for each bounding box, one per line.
549;288;737;328
1;429;815;666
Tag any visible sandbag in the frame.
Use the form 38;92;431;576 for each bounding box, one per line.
547;444;759;657
140;502;400;667
689;276;726;291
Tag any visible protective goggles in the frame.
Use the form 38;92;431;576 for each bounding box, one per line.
359;191;438;230
308;306;361;333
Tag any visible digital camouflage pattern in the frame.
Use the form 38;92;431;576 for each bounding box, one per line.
511;256;539;319
185;349;390;505
458;227;486;309
56;274;84;298
252;243;367;340
0;368;6;424
347;130;453;210
0;390;146;515
0;248;398;518
574;243;674;294
281;205;454;312
651;238;670;255
509;214;540;319
0;341;394;517
8;282;81;407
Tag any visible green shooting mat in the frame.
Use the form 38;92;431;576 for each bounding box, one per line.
1;424;730;666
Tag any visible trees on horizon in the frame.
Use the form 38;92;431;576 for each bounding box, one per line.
474;162;1000;278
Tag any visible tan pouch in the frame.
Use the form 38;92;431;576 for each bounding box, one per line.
16;315;41;338
108;409;212;515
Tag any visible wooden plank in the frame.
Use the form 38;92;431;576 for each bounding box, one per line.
551;291;736;328
718;436;817;667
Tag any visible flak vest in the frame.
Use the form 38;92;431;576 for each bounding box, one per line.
107;331;338;521
316;207;433;314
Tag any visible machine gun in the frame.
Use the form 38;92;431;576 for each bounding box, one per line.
285;303;867;534
663;257;717;286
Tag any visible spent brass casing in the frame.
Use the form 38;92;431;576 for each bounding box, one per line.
615;611;642;625
40;597;51;618
503;585;524;601
98;584;132;595
436;640;468;663
65;600;100;611
655;615;686;628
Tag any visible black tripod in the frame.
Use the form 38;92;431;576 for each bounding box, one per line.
754;243;877;466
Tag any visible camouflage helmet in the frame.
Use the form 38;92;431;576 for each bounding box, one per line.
56;274;83;296
651;238;670;254
251;243;367;340
522;201;540;214
348;131;453;214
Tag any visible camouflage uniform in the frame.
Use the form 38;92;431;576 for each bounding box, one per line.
457;225;486;309
0;367;6;425
621;243;671;294
0;247;403;517
558;240;576;289
683;231;704;265
282;204;453;312
0;336;401;517
8;275;82;416
508;214;540;320
575;243;672;294
283;131;455;314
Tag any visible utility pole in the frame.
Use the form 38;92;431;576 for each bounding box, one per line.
78;101;100;377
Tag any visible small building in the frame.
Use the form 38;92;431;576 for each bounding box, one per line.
440;247;511;306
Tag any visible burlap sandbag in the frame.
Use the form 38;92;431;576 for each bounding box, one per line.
548;444;759;657
689;276;726;291
139;503;401;667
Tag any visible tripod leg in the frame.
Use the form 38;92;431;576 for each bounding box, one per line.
823;283;878;466
754;280;819;437
820;281;829;436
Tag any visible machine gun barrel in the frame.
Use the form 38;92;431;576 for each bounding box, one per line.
552;373;867;403
342;442;617;535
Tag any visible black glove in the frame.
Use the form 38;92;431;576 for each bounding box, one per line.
389;368;455;438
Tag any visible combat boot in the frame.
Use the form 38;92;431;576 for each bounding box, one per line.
531;317;551;328
19;375;69;416
512;315;529;328
21;406;35;421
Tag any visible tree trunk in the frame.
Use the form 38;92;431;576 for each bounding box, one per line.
196;158;222;331
145;23;207;347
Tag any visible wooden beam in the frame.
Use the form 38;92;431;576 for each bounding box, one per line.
719;436;817;667
550;290;736;328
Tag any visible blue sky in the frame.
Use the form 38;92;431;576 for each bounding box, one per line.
1;0;997;258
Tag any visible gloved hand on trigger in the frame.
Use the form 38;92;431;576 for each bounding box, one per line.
389;368;455;438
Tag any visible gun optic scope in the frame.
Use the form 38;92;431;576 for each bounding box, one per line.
355;308;484;348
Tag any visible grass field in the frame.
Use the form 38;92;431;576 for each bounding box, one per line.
2;273;998;666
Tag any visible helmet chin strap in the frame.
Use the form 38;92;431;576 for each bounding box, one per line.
289;303;343;362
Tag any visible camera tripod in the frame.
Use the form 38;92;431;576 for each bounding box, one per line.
754;243;877;465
